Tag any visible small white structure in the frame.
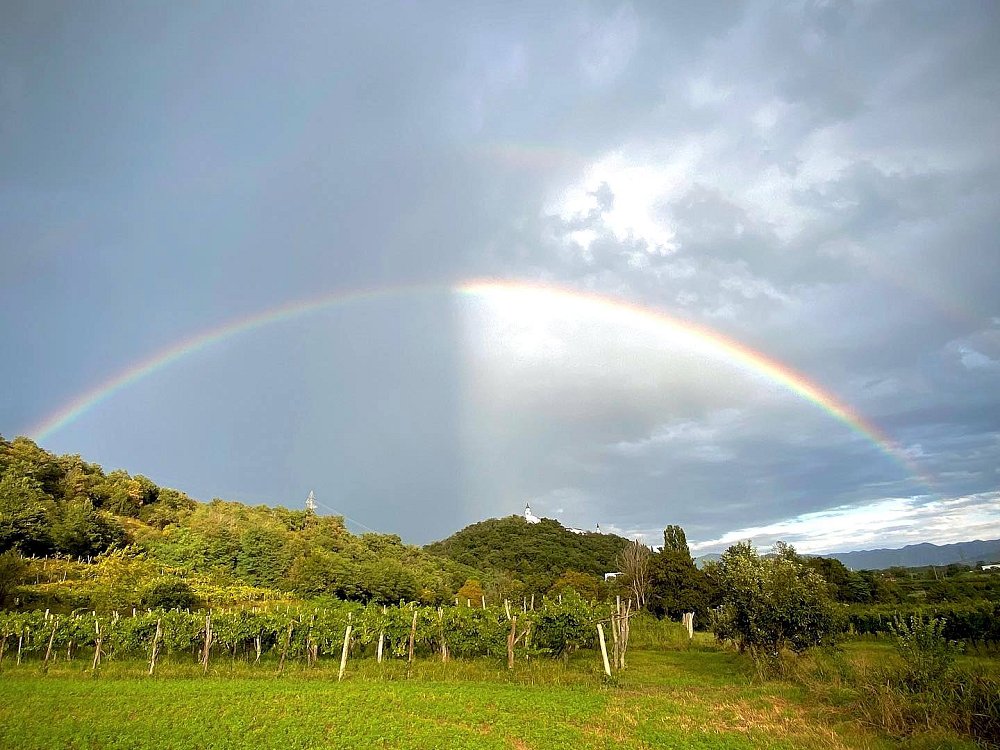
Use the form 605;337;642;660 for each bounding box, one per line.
524;502;541;524
983;563;1000;571
305;490;317;512
604;572;620;581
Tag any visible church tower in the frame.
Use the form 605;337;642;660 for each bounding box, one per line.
305;490;317;513
523;502;540;524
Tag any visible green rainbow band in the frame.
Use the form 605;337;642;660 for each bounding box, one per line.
28;278;934;492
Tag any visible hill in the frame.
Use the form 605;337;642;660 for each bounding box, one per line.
424;515;630;591
694;540;1000;572
0;435;476;608
824;539;1000;570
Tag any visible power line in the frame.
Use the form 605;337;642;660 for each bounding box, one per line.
307;493;378;534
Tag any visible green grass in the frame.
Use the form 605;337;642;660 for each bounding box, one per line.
0;638;984;749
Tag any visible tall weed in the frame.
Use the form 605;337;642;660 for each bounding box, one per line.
794;617;999;748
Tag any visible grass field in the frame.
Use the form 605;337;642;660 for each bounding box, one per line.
0;638;985;750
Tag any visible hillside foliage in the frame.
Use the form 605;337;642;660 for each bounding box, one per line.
0;436;474;606
424;515;629;597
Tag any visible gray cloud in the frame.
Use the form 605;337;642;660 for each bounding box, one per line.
1;1;998;549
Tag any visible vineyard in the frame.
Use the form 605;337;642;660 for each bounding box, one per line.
0;593;631;674
847;601;1000;642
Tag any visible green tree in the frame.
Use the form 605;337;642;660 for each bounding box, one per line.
49;499;126;557
0;549;27;606
141;577;200;610
549;570;600;601
712;541;842;663
287;548;346;597
0;472;52;554
647;546;710;621
457;578;486;604
236;527;290;587
662;524;689;554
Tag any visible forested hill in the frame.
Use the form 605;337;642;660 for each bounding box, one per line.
0;435;476;606
424;516;629;589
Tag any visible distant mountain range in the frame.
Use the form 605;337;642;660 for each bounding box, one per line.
823;539;1000;570
696;539;1000;570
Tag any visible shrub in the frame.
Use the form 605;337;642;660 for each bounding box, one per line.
890;614;962;691
141;577;200;610
711;541;842;670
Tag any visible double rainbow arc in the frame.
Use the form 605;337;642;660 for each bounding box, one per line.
28;278;934;494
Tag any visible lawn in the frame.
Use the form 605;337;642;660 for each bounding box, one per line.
0;641;982;749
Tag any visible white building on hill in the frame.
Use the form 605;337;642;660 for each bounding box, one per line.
523;502;601;534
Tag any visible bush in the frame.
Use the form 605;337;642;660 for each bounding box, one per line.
531;592;598;657
711;541;842;669
141;578;200;610
890;615;963;691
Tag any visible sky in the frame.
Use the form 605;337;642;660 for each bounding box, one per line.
2;1;999;554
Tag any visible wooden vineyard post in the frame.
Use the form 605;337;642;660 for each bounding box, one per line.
92;620;102;670
481;595;486;609
618;599;631;671
43;620;57;668
254;635;262;664
377;605;386;664
148;618;162;676
278;621;294;674
16;631;24;665
305;615;318;668
530;593;534;611
507;616;517;669
504;599;511;620
201;613;212;673
596;624;612;677
407;609;418;665
338;625;352;682
438;608;449;663
611;598;620;672
0;630;7;670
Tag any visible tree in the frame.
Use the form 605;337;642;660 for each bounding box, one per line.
0;549;26;606
549;570;600;601
0;472;52;554
617;540;651;609
236;527;290;587
712;541;842;664
647;549;710;621
457;578;486;604
141;577;200;609
49;499;126;557
662;525;689;554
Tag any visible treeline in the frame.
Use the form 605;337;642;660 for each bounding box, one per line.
797;555;1000;605
4;434;997;622
847;601;1000;642
0;436;475;605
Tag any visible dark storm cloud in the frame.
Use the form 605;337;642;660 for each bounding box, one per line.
2;1;998;549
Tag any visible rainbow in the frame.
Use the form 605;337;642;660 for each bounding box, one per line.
28;278;935;491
